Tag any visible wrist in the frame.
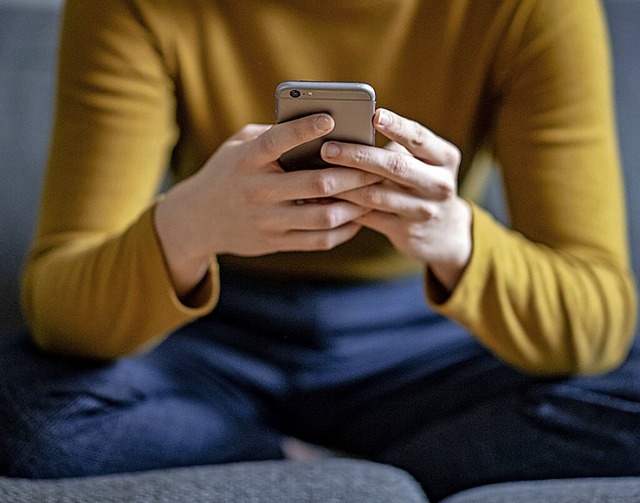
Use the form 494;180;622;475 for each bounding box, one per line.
429;260;468;295
154;189;212;299
430;197;473;293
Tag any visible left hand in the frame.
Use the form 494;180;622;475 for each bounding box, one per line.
321;108;472;292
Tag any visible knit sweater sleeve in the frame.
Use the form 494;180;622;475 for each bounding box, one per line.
428;0;637;375
21;0;218;358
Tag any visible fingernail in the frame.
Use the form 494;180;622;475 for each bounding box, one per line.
377;109;391;127
315;114;333;132
322;142;340;158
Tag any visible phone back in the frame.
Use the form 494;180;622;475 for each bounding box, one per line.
276;81;376;170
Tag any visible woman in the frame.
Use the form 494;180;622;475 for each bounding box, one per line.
3;1;637;500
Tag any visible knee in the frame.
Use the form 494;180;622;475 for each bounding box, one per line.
0;383;144;478
0;339;146;478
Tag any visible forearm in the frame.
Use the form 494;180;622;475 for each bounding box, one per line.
428;205;638;376
21;207;218;359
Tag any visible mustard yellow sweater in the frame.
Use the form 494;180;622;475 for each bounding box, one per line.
22;0;637;373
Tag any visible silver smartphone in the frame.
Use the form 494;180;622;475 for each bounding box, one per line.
275;81;376;171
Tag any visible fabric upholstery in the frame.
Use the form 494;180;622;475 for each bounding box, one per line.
0;3;60;335
444;477;640;503
606;0;640;284
0;459;428;503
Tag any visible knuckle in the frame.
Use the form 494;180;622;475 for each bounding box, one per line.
387;154;409;178
362;185;385;206
255;219;273;233
310;172;337;196
353;147;370;165
258;131;280;155
243;184;270;204
407;221;427;241
292;121;311;143
416;202;435;220
409;122;426;149
317;206;341;229
436;180;455;199
444;144;462;167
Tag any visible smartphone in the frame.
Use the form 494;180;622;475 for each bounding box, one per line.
275;81;376;171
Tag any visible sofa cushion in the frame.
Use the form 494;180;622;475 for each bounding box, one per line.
605;0;640;285
442;477;640;503
0;459;428;503
0;2;60;336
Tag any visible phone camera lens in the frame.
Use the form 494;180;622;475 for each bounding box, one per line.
290;90;301;98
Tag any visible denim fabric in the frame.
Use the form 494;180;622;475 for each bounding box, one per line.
1;270;640;502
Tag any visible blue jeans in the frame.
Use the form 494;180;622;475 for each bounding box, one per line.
2;270;640;501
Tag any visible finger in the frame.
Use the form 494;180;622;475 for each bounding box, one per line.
251;114;334;163
286;200;372;231
282;167;383;202
383;141;410;154
374;108;461;167
321;142;454;199
229;124;273;142
283;223;363;252
338;182;439;220
354;210;399;239
254;198;370;234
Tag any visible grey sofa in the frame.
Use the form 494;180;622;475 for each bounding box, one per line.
1;0;638;501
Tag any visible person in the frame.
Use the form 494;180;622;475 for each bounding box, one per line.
1;0;638;500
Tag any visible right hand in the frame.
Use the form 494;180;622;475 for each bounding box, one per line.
155;113;382;297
